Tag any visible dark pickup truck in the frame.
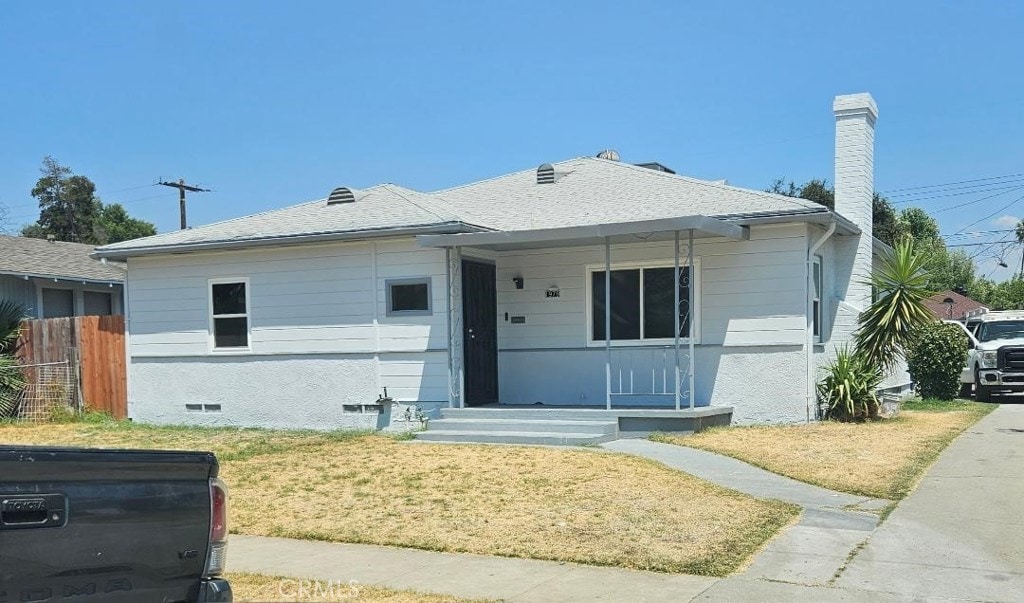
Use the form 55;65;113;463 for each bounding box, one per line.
0;447;231;602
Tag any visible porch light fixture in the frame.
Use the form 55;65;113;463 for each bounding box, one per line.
513;276;524;289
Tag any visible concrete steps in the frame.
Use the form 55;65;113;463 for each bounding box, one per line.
416;409;619;446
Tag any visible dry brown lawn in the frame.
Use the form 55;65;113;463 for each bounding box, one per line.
227;572;491;602
0;420;797;576
654;399;994;500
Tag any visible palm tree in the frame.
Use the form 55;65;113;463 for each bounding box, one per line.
1016;219;1024;277
854;237;934;373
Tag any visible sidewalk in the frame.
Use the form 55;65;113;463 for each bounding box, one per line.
834;403;1024;601
229;535;718;602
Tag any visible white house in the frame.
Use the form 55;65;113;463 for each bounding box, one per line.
94;93;906;434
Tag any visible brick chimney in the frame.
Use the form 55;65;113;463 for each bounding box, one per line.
833;93;878;310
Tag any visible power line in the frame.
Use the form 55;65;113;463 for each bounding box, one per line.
952;191;1024;236
157;179;211;229
931;185;1024;214
881;172;1024;195
890;183;1024;205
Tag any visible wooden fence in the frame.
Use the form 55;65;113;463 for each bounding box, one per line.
17;316;127;419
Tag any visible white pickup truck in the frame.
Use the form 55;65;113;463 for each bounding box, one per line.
948;310;1024;401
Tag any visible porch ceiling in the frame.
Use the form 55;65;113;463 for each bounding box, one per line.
416;215;748;251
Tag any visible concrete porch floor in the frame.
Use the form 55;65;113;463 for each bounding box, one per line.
415;404;733;445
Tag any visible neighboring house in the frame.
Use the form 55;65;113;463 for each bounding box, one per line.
0;235;124;318
923;289;987;321
95;92;907;428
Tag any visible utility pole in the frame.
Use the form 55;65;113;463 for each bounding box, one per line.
157;179;210;229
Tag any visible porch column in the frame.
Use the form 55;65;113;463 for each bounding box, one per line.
688;229;695;409
674;231;681;410
604;237;612;410
446;247;464;408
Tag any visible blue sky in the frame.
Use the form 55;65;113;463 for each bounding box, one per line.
1;1;1022;279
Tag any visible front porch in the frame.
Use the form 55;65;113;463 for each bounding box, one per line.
420;215;751;419
415;404;734;445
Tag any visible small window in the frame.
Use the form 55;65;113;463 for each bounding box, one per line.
812;256;823;341
386;278;432;316
41;288;75;318
83;291;113;316
210;280;249;349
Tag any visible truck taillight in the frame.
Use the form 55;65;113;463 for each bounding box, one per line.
206;477;229;577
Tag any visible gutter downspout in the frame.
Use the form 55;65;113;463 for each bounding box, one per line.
806;221;836;422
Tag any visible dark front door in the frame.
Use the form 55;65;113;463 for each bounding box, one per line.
462;259;498;405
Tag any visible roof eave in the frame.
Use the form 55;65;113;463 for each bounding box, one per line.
91;222;491;260
418;215;749;250
723;209;861;235
0;270;123;286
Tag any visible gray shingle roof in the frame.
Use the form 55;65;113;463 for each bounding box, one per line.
0;235;124;282
434;157;824;231
96;184;471;253
94;157;829;257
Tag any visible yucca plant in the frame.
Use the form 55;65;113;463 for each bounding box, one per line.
818;347;883;421
854;236;934;373
0;301;27;417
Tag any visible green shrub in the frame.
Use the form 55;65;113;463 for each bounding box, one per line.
906;322;968;400
818;347;883;422
0;355;26;417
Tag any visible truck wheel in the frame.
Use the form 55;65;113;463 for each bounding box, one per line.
975;369;993;402
960;383;973;399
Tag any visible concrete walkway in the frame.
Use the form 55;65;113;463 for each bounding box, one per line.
604;439;888;586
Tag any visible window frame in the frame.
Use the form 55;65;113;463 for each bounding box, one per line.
812;255;823;343
385;277;433;317
39;286;77;319
585;259;700;347
208;277;251;353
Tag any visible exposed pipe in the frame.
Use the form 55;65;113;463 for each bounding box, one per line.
806;221;837;422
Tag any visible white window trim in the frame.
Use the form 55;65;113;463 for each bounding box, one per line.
35;281;79;318
584;259;701;347
385;277;433;317
813;255;823;343
208;277;252;353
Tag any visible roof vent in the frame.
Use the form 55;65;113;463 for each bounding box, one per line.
327;187;356;204
537;163;555;184
635;162;676;174
596;149;620;161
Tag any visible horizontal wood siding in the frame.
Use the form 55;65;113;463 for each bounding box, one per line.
127;239;448;357
494;224;809;349
0;276;37;317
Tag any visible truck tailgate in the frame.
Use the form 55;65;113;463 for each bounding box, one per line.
0;446;217;603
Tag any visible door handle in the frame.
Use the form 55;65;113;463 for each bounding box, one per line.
0;494;67;530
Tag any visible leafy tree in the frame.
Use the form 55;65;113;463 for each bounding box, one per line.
854;237;934;372
21;157;156;245
897;207;941;244
95;203;156;244
872;194;900;247
26;157;101;243
925;247;976;294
